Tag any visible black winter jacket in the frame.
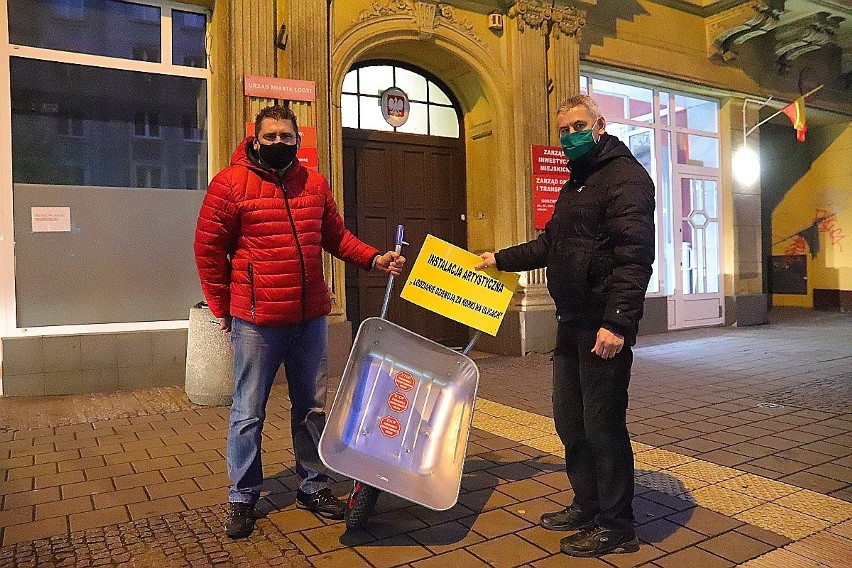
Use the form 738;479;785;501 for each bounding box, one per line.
495;133;655;344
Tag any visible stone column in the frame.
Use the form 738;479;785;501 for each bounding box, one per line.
283;0;343;318
727;97;767;325
208;0;276;173
549;5;585;125
508;1;550;242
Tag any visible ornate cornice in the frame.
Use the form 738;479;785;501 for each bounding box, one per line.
775;11;844;71
552;5;586;38
707;0;786;62
509;1;585;38
359;0;414;19
359;1;484;45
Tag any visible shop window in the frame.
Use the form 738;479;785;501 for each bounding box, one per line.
132;45;160;63
135;111;160;138
135;165;162;188
673;94;718;133
584;75;720;298
676;133;719;168
129;3;159;23
57;164;87;185
11;57;207;189
341;63;460;138
57;112;85;137
592;79;654;123
182;114;202;141
173;10;207;68
184;168;200;190
8;0;162;61
54;0;84;20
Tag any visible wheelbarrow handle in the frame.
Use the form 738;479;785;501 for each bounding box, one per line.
380;224;406;319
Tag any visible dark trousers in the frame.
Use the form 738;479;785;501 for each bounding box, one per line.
552;323;635;533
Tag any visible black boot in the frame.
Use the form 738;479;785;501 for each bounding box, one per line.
560;525;639;557
540;503;596;531
224;502;261;538
296;488;345;520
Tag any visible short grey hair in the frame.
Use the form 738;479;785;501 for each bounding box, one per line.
556;94;602;120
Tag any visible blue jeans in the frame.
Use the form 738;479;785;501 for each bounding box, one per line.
227;316;331;504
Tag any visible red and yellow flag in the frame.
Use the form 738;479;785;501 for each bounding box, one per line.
781;96;807;142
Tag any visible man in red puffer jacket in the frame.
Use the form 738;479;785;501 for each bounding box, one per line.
194;105;404;539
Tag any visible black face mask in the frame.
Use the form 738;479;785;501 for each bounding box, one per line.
258;142;298;170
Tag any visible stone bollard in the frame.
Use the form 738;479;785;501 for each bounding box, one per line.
185;302;234;406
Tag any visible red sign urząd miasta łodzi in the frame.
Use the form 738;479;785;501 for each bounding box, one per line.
531;145;570;230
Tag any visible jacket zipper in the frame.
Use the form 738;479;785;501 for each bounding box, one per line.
247;262;256;321
280;175;308;322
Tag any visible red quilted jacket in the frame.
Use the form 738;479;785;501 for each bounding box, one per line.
194;137;379;325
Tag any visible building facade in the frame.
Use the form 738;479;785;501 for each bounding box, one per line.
1;0;850;395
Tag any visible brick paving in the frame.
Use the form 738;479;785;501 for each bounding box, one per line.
0;307;850;567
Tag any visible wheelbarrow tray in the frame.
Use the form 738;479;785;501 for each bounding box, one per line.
319;316;479;511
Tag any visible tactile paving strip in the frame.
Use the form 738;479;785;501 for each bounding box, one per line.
735;503;830;540
686;485;764;515
775;490;852;523
719;474;800;501
668;460;743;484
473;397;852;540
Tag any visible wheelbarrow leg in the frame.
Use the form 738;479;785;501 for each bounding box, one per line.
344;481;382;529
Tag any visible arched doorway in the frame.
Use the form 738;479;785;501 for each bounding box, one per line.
341;61;468;347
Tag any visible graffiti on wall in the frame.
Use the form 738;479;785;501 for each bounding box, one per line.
776;207;846;262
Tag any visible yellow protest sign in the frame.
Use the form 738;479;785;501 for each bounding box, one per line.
400;235;519;336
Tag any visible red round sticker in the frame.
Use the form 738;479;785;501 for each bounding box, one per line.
379;416;400;438
394;371;416;392
387;391;409;413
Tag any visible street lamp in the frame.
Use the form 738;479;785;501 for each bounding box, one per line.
732;145;760;186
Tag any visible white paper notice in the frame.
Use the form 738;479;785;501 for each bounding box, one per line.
31;207;71;232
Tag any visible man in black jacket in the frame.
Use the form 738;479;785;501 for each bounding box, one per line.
477;94;655;557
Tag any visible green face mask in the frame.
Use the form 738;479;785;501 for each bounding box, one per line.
560;122;599;161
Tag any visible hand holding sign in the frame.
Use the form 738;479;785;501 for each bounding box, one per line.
400;236;519;336
475;252;496;270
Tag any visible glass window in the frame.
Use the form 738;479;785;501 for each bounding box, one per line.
340;64;460;138
396;102;428;135
430;105;459;138
136;165;162;188
342;70;358;94
184;168;200;190
591;78;653;123
358;65;394;97
673;94;718;133
585;75;720;303
676;133;719;168
341;94;358;128
607;123;654;176
395;68;428;102
357;96;393;132
58;111;85;137
428;81;451;105
10;57;207;189
173;10;207;68
659;92;670;126
8;0;162;61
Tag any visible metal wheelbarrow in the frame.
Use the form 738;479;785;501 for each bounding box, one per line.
318;226;481;528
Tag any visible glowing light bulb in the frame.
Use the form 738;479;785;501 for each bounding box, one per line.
733;146;760;186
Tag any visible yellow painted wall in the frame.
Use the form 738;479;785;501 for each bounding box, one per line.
772;123;852;307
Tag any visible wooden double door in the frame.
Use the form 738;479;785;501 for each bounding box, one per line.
343;128;468;347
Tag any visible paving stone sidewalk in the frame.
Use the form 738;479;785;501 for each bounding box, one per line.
0;307;850;567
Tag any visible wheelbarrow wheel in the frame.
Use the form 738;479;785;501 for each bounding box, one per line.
344;481;381;529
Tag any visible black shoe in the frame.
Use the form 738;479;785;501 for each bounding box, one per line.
224;502;260;539
560;525;640;557
296;488;345;520
540;503;596;531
